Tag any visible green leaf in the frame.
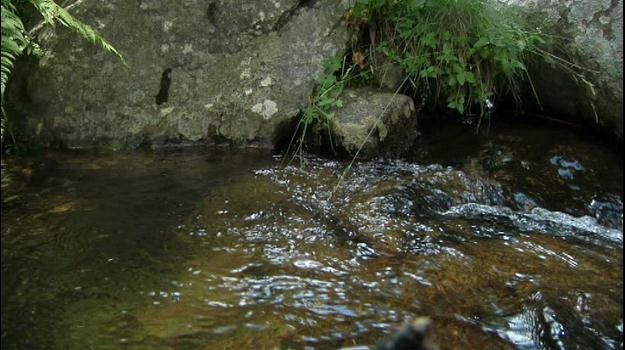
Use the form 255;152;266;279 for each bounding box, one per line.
457;72;465;85
323;56;342;73
423;32;437;49
419;65;438;78
464;71;476;84
447;75;457;87
474;37;490;49
317;98;333;107
319;74;337;86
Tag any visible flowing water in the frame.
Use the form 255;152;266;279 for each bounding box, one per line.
1;121;623;349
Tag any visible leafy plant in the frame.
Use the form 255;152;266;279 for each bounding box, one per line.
286;55;355;162
1;0;124;145
348;0;595;130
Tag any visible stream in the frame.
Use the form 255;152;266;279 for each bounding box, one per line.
1;120;623;349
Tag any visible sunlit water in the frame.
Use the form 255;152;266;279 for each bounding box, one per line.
2;121;622;349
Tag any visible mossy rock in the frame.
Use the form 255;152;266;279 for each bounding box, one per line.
329;88;418;158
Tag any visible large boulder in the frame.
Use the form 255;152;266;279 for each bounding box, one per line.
507;0;623;141
330;88;418;158
18;0;351;149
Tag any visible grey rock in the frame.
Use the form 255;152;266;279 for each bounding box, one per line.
371;53;405;91
20;0;351;149
330;88;418;158
506;0;623;140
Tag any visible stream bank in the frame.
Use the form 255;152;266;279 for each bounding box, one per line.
5;0;623;150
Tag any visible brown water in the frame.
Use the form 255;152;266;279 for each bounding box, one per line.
1;122;623;349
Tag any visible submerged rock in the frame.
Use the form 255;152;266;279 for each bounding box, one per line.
372;317;438;350
588;195;624;230
329;88;418;158
16;0;351;149
444;203;623;245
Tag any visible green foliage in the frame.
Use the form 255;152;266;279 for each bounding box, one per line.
1;0;123;145
302;56;350;130
30;0;123;59
1;1;28;101
349;0;593;126
286;56;355;161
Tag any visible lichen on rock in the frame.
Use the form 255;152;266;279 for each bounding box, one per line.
20;0;352;149
505;0;623;140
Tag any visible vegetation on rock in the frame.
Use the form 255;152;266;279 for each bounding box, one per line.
288;0;600;163
1;0;123;145
346;0;596;129
287;56;352;160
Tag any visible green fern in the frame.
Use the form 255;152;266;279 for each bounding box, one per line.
1;0;124;145
1;0;28;99
29;0;123;61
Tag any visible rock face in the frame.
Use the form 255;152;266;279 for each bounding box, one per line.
20;0;351;149
330;88;417;158
371;53;405;91
508;0;623;141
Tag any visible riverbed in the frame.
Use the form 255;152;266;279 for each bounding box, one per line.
2;120;622;349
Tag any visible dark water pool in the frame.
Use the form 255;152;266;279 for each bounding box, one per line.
2;122;622;349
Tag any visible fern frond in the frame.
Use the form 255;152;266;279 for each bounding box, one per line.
1;2;28;98
30;0;125;63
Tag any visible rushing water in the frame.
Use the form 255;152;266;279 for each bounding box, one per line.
1;121;623;349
